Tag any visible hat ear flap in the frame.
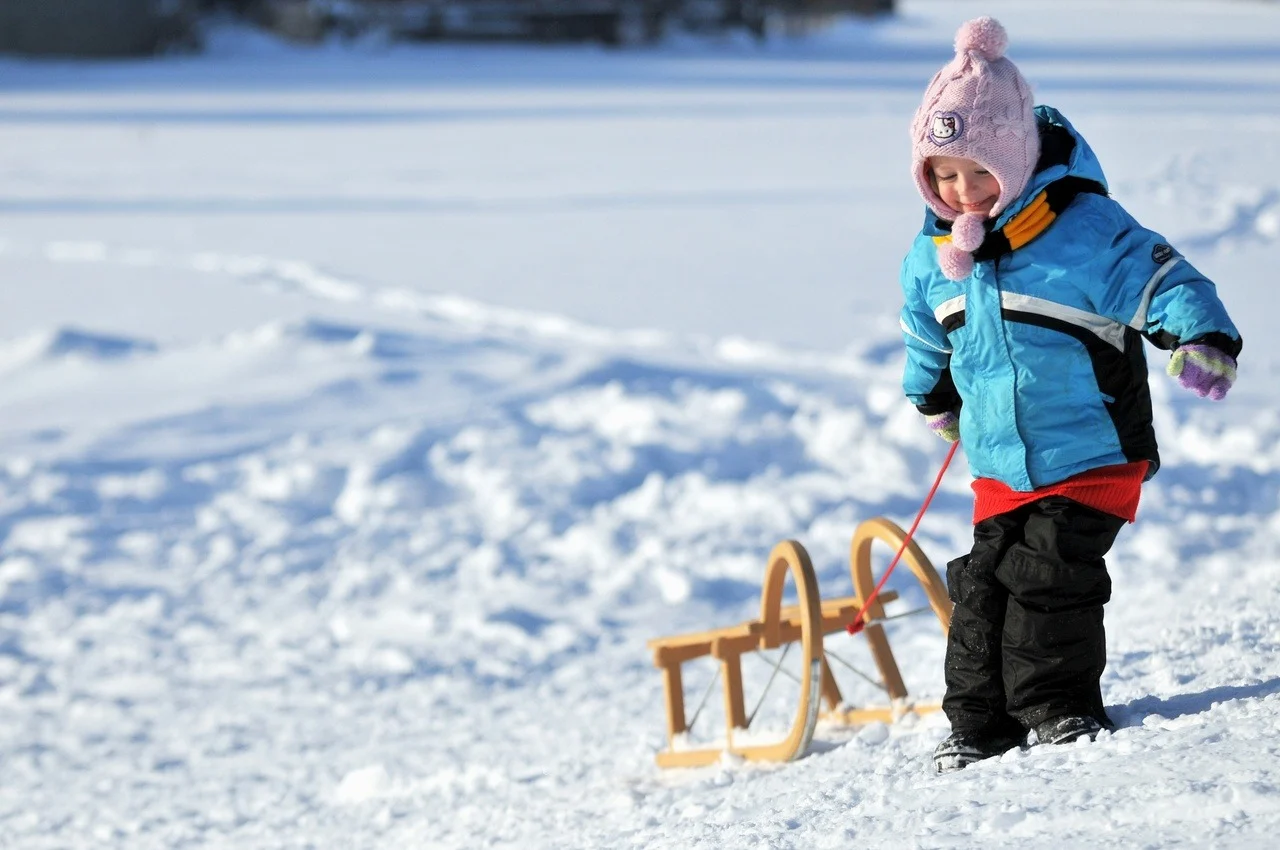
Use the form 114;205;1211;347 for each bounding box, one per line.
915;159;958;222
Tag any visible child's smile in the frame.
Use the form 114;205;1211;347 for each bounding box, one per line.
929;155;1002;217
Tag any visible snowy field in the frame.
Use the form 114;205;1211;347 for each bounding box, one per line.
3;0;1280;846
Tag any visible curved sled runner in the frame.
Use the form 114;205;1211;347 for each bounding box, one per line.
648;518;952;768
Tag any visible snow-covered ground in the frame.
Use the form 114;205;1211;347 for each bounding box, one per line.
3;1;1280;846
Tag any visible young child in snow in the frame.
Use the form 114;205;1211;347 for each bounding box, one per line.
898;18;1241;773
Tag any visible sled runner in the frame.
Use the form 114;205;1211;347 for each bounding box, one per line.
648;518;952;768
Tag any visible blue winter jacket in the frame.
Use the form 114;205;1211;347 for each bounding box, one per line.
900;106;1241;491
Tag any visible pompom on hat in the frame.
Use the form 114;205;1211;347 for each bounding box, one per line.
910;17;1040;228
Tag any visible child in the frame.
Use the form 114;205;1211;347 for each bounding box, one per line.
898;17;1241;774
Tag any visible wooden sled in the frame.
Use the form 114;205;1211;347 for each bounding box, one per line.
648;517;953;768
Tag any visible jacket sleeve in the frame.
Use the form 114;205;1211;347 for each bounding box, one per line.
1087;200;1242;358
899;253;961;415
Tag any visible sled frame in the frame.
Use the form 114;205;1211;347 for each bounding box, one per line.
648;517;952;768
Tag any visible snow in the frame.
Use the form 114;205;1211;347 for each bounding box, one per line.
2;0;1280;846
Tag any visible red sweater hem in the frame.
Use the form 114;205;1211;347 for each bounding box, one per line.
971;461;1149;525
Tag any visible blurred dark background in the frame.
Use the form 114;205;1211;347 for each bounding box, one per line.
0;0;895;57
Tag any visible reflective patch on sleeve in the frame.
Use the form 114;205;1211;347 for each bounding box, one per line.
933;294;966;328
1128;257;1183;331
899;318;953;353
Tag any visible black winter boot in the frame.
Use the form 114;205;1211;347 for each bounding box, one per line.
1033;714;1103;746
932;728;1026;774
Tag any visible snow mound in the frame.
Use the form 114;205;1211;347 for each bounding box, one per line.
0;327;157;372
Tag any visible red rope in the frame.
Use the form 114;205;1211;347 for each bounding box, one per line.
847;441;959;635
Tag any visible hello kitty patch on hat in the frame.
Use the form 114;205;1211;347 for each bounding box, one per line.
929;112;964;145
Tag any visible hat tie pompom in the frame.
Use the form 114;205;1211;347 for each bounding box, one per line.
937;242;974;281
951;212;986;252
955;16;1008;61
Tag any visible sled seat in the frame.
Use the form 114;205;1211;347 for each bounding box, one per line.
647;592;897;666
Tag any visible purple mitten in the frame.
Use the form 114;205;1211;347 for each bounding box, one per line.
1167;344;1237;401
924;410;960;442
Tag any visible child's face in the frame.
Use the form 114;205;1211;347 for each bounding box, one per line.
929;155;1001;217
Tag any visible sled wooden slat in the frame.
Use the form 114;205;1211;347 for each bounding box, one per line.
647;593;898;666
649;518;954;768
775;592;898;643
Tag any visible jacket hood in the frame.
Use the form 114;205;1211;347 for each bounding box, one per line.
922;105;1109;235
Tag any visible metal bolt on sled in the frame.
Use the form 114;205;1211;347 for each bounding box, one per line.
647;517;952;768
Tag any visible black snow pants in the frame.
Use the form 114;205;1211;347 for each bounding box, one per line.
942;496;1126;736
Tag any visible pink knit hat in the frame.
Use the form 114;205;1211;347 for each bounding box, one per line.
911;17;1039;279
